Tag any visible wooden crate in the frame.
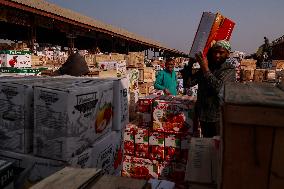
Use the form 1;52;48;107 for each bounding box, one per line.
221;82;284;189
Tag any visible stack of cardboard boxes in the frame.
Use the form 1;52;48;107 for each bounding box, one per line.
240;59;283;82
0;77;129;188
122;95;196;186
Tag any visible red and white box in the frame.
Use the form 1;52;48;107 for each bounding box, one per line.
149;131;165;161
135;127;149;158
165;133;181;162
123;122;138;155
137;95;159;113
122;155;159;179
112;130;124;175
153;96;195;134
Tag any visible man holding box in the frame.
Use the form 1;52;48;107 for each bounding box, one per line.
187;40;236;137
154;58;178;96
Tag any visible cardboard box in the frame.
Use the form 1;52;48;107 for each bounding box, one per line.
0;50;31;68
129;89;139;104
0;150;65;189
137;95;158;113
127;69;139;92
123;122;138;156
97;60;127;77
189;12;216;57
125;52;144;67
0;159;14;189
266;70;276;81
165;133;181;162
149;131;164;161
91;133;115;174
0;80;34;153
272;60;284;70
139;68;155;83
84;54;96;66
135;127;149;158
33;80;113;161
241;69;254;81
112;130;124;175
112;77;129;131
185;138;215;183
222;82;284;189
122;155;159;179
152;96;195;134
240;59;257;70
0;78;66;153
253;69;266;82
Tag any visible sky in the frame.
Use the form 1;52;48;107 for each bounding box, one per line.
46;0;284;54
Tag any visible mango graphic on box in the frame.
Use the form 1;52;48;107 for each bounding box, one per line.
95;103;112;133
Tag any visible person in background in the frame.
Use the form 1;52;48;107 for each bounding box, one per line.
186;40;236;137
52;51;90;76
154;58;177;96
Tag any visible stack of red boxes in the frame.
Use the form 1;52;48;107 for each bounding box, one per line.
122;95;196;186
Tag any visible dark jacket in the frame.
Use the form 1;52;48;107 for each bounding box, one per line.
188;60;236;122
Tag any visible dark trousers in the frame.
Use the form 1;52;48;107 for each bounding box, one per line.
200;121;220;138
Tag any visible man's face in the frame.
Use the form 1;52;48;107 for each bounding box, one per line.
165;60;175;72
211;47;229;65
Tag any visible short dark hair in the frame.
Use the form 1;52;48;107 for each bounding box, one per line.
166;57;175;63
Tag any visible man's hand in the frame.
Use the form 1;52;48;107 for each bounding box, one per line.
195;52;209;73
163;89;172;96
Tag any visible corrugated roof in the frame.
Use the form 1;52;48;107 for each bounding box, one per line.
2;0;186;55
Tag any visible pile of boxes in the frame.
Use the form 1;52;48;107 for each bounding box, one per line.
122;95;196;185
240;59;284;82
0;76;129;188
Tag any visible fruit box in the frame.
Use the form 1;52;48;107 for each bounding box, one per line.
135;127;149;158
0;50;32;68
152;96;195;134
123;122;138;156
112;129;125;175
33;79;113;161
137;95;159;113
165;133;181;162
149;131;165;161
122;155;159;179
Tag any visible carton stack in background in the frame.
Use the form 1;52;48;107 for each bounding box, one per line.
122;95;196;186
239;59;283;83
